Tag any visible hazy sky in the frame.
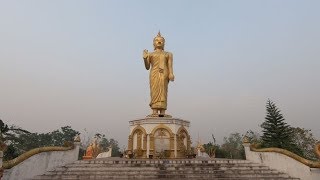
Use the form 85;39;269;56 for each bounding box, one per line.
1;1;319;146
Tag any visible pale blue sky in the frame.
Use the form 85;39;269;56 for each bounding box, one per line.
1;1;319;146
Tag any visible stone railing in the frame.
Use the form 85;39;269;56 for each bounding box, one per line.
3;146;74;169
2;137;81;180
243;142;320;180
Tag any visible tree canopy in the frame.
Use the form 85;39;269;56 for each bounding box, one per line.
290;127;318;160
203;133;245;159
0;119;121;161
261;99;302;155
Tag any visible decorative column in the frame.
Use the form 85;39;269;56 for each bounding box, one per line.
187;135;191;152
137;132;142;149
170;135;175;158
128;135;133;150
150;134;154;155
174;134;177;158
143;134;147;158
146;134;150;158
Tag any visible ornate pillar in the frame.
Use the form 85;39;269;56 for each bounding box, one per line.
150;134;154;155
174;134;177;158
137;132;142;149
170;134;174;150
143;134;147;150
143;134;147;158
187;135;191;151
147;134;150;157
170;134;175;158
128;135;133;150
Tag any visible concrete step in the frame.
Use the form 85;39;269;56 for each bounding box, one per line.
73;159;250;165
47;168;279;174
33;158;300;180
43;169;283;174
61;165;269;169
62;162;272;168
36;172;293;179
34;174;299;180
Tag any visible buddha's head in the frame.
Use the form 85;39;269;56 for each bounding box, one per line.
153;31;165;50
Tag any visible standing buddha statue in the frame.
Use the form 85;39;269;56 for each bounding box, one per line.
143;32;175;117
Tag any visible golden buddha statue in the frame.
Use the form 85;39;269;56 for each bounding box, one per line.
83;143;94;159
82;138;101;159
143;32;174;117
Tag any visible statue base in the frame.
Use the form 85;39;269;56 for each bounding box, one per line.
146;114;172;118
127;116;191;159
82;156;93;160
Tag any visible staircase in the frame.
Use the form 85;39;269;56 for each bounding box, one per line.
33;158;299;179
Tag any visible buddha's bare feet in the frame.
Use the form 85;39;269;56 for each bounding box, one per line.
147;114;159;117
163;114;172;118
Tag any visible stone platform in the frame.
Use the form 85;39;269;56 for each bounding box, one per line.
127;117;191;158
33;157;299;179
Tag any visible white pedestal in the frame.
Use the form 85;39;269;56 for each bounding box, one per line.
127;117;191;158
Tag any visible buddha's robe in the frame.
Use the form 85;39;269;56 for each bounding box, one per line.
85;145;93;157
148;51;172;110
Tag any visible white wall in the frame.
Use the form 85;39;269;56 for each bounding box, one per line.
243;143;320;180
3;142;80;180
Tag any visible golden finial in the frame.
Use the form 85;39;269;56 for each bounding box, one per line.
157;30;161;37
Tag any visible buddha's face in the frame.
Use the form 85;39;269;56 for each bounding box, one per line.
153;37;165;49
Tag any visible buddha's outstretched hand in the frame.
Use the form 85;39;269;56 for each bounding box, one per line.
169;73;175;81
143;49;148;59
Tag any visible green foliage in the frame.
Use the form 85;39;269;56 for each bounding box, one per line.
214;145;230;158
0;119;30;143
261;99;302;155
203;142;229;158
13;126;79;153
203;142;215;155
290;127;318;160
4;144;20;160
98;137;121;157
245;130;262;144
221;132;245;159
203;132;245;159
0;119;31;160
0;120;80;161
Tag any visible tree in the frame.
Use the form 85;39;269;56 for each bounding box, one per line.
2;124;80;160
290;127;318;160
203;142;229;158
0;119;30;144
99;137;121;157
203;134;218;158
202;132;246;159
221;132;245;159
13;126;79;152
0;119;30;160
50;126;79;146
245;130;261;144
261;99;302;155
